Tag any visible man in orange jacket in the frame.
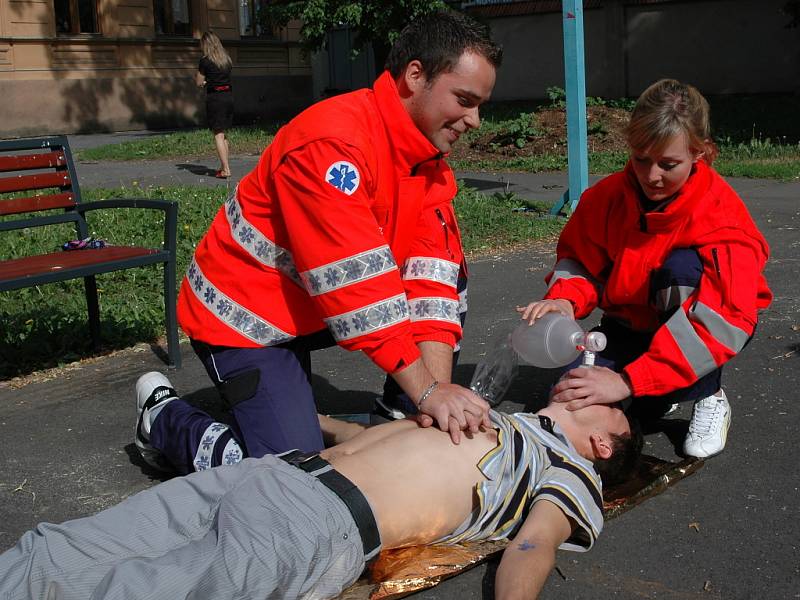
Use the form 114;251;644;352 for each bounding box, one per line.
140;11;504;473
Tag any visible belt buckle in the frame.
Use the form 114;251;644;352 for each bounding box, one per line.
281;450;319;467
295;451;318;464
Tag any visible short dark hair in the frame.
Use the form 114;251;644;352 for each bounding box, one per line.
385;10;503;82
592;414;643;488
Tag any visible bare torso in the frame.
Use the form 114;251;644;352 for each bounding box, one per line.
321;419;498;549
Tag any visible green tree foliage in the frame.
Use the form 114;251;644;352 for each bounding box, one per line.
264;0;448;56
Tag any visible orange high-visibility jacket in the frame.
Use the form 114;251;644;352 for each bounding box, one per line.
178;71;466;374
544;161;772;396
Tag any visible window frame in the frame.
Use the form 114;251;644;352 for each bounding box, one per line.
238;0;275;38
153;0;193;37
54;0;100;35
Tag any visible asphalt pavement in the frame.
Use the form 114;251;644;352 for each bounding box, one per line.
1;132;798;599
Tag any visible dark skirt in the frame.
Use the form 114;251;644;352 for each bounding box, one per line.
206;90;234;132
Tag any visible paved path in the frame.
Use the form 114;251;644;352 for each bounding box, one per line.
1;132;799;598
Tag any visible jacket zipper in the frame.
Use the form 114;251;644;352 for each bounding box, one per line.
411;153;453;258
435;208;454;259
711;247;722;277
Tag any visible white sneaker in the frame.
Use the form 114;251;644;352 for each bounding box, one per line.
683;390;731;458
135;372;178;471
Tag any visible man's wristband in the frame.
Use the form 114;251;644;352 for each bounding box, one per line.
417;380;439;409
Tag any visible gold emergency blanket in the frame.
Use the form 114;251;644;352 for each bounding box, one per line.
337;455;702;600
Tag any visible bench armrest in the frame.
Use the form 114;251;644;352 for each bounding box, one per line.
76;198;178;254
76;198;176;213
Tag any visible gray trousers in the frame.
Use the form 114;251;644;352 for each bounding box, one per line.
0;455;365;600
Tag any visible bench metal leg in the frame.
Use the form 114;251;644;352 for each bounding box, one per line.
84;275;101;350
164;258;181;368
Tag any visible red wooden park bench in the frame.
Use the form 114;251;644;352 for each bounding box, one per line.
0;135;181;367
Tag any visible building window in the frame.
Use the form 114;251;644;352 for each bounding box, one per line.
54;0;98;34
239;0;272;37
154;0;191;36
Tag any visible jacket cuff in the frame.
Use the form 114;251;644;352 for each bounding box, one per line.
413;330;458;348
622;360;658;397
365;336;422;374
543;284;591;319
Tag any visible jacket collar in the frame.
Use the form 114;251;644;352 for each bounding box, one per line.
373;71;443;175
624;159;714;233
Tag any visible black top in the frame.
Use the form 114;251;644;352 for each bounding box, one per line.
199;56;232;90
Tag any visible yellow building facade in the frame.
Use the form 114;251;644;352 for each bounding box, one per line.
0;0;312;137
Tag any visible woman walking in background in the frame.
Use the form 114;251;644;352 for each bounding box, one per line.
197;31;233;179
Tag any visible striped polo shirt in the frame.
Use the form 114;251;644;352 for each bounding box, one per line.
436;410;604;552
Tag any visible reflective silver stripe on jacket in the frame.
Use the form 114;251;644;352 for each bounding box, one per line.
655;285;696;313
548;258;601;293
300;245;397;296
325;293;410;341
689;301;750;353
224;188;303;287
186;258;295;346
409;297;461;325
401;256;460;289
664;308;718;378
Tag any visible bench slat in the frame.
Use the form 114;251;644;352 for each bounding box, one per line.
0;246;161;282
0;192;76;216
0;151;66;173
0;172;70;194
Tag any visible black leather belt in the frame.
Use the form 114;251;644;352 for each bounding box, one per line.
279;450;381;563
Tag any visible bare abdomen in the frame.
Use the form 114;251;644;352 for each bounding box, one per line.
326;422;497;548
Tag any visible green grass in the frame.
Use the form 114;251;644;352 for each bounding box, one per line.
713;137;800;179
78;126;281;161
455;185;564;254
449;150;630;175
1;183;561;378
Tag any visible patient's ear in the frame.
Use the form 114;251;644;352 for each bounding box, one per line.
589;433;613;460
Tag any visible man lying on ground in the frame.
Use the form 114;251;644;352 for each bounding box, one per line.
0;373;642;600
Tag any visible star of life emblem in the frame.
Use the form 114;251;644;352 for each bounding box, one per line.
326;161;360;195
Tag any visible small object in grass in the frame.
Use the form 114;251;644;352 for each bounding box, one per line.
62;237;106;251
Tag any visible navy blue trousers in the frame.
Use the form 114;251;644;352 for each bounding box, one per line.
559;249;723;417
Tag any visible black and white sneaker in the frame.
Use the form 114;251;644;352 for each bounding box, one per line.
373;396;407;421
135;372;178;471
